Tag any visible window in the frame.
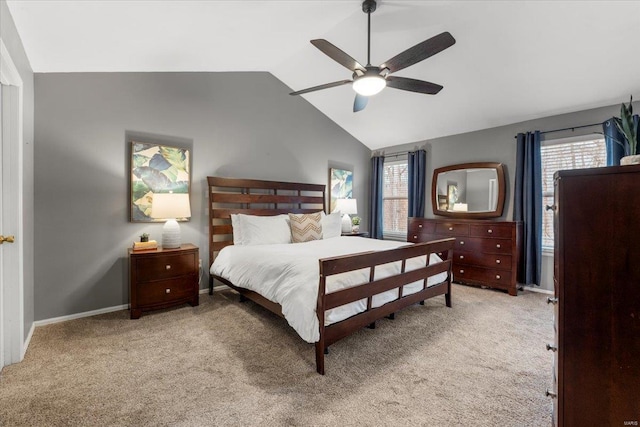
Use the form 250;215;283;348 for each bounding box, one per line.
383;159;408;239
541;136;606;248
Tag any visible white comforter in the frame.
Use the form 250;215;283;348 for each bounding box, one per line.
211;237;448;343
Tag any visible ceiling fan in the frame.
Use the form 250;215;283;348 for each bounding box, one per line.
289;0;456;112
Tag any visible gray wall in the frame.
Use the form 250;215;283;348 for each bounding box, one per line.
378;101;637;292
1;0;35;341
34;72;370;320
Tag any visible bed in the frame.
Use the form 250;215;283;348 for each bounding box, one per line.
207;176;455;374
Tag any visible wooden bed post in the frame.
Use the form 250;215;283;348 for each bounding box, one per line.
316;263;327;375
445;246;454;307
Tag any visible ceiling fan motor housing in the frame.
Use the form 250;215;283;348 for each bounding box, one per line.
362;0;377;14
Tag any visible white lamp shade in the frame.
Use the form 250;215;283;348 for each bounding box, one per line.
334;198;357;215
150;193;191;249
150;193;191;220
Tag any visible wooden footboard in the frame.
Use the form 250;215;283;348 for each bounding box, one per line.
315;237;455;374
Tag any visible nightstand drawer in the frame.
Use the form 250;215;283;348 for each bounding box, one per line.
136;276;198;307
136;253;197;282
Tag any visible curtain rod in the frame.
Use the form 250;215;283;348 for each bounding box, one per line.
373;147;425;157
513;122;603;139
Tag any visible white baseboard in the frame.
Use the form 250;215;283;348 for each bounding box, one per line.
522;285;554;295
34;304;129;327
35;288;229;327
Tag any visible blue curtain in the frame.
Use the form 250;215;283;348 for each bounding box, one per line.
603;115;640;165
369;154;385;239
407;149;426;218
514;131;542;286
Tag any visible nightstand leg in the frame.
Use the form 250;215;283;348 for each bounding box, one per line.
189;296;199;307
131;309;142;319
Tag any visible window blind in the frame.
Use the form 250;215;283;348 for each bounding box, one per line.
541;138;606;248
383;160;408;237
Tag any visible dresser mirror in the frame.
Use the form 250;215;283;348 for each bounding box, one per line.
431;162;505;218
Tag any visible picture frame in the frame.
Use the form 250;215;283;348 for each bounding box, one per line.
130;141;191;222
329;168;353;213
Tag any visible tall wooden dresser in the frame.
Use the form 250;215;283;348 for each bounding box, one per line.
549;165;640;426
408;218;522;295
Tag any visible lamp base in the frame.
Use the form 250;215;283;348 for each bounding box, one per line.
341;214;352;233
162;219;181;249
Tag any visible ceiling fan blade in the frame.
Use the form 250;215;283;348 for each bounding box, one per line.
290;79;352;96
311;39;366;72
353;94;368;112
385;76;443;95
380;32;456;74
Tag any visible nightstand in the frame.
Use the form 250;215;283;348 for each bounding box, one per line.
341;231;369;237
129;243;199;319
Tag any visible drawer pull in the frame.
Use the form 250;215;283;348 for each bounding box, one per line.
547;297;558;305
496;274;501;280
166;288;171;294
166;265;171;270
496;244;501;248
418;224;423;228
487;229;493;234
459;255;464;259
448;227;453;231
413;235;417;239
546;343;557;352
459;269;464;274
460;241;465;245
545;389;557;398
495;259;501;264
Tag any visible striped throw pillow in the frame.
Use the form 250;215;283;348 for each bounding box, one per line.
288;212;323;243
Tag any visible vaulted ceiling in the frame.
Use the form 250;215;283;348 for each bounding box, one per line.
7;0;640;149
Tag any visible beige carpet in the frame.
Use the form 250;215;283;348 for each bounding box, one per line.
0;284;553;426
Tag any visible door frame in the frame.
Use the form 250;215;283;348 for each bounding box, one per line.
0;38;25;368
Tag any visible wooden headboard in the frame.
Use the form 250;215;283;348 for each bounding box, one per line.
207;176;326;272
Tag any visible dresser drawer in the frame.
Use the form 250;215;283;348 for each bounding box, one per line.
408;219;436;235
469;223;513;239
453;251;512;271
453;264;513;287
136;275;198;307
435;222;469;236
408;231;438;243
454;237;512;254
136;252;197;282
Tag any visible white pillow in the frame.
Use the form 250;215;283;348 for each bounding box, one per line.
230;214;243;245
321;211;342;239
237;214;292;246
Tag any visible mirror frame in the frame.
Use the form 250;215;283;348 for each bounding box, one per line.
431;162;506;219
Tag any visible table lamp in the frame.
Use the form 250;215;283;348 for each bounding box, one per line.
150;192;191;248
334;198;357;233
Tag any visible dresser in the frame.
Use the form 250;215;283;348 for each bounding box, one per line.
408;218;522;295
129;243;200;319
549;165;640;426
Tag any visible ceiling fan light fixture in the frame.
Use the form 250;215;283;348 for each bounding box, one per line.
353;74;386;96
